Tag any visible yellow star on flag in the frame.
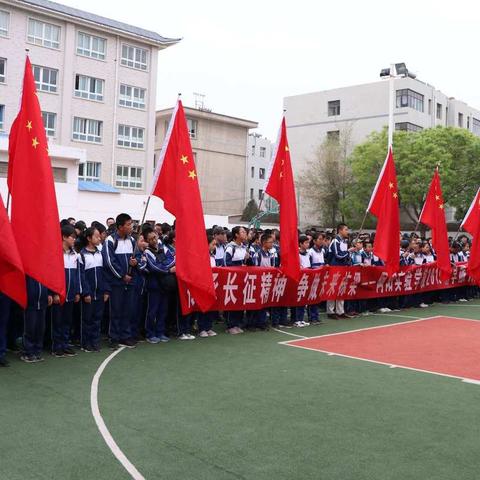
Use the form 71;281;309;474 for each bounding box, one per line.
439;203;444;209
389;182;394;189
393;192;398;198
188;170;197;180
26;120;33;132
180;155;189;165
280;171;284;178
32;137;39;149
435;195;440;200
285;145;289;152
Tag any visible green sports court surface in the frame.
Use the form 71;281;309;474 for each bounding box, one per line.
3;302;480;480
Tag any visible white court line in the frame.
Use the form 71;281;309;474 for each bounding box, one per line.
272;328;307;339
440;304;480;307
282;342;480;385
371;313;421;320
91;347;146;480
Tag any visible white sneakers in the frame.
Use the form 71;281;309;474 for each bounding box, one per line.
419;303;429;308
293;321;309;328
199;330;218;338
179;333;195;340
378;308;392;313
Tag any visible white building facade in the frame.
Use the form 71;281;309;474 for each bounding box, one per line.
0;0;180;223
284;75;480;225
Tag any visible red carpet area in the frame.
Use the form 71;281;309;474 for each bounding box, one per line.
285;316;480;382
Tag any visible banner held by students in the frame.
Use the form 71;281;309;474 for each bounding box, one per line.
461;187;480;284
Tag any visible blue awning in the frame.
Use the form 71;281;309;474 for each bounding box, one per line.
78;180;120;193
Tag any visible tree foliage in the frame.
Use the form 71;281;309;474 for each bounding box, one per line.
347;126;480;228
241;199;260;222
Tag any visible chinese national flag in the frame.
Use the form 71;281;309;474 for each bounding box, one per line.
367;147;400;275
151;100;215;312
8;57;65;301
265;117;300;282
0;193;26;307
419;168;451;281
461;188;480;284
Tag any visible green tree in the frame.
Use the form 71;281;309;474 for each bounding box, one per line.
347;126;480;228
241;199;260;222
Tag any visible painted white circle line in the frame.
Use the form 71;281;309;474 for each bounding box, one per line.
90;346;146;480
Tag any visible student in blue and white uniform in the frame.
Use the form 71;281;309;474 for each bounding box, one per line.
78;227;110;352
307;232;327;324
102;213;138;349
224;226;250;334
294;235;311;328
22;277;52;363
51;224;81;357
198;233;219;338
327;224;354;319
213;226;227;266
270;229;288;328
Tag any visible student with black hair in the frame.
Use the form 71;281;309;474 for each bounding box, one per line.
213;226;227;266
91;221;108;247
78;227;110;352
271;229;288;328
294;235;311;327
308;232;327;324
21;277;52;363
102;213;138;349
51;224;81;357
224;226;250;334
198;234;218;337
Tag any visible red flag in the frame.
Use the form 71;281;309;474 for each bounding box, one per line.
419;168;451;281
461;188;480;283
151;100;215;312
0;193;26;307
367;146;400;275
8;56;65;301
265;117;300;282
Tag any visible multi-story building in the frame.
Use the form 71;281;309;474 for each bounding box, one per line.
284;74;480;225
246;133;277;211
0;0;179;221
155;106;258;216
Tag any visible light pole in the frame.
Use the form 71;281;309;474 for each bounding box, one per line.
379;63;412;150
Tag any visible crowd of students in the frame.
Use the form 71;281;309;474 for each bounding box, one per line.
0;214;474;368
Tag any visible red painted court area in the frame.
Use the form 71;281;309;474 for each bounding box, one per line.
286;316;480;382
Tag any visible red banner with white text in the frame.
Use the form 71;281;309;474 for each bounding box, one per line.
180;263;474;313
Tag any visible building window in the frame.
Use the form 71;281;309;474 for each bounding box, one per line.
467;116;470;129
79;161;101;181
396;89;424;112
187;118;197;139
250;188;254;200
121;44;148;70
428;99;432;115
0;58;4;83
32;65;58;93
259;168;266;179
395;122;423;132
436;103;442;120
258;189;263;200
0;10;9;37
74;74;104;101
259;146;266;158
328;100;340;116
251;166;254;178
473;118;480;136
76;32;106;60
458;113;464;128
73;117;102;143
0;105;4;130
327;130;340;142
119;84;146;109
117;124;145;149
251;145;255;156
52;167;67;183
27;19;60;49
41;111;56;137
115;165;143;189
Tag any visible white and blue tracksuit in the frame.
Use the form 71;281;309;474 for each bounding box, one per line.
327;235;350;315
270;243;287;326
144;247;175;339
198;254;217;333
24;277;49;357
0;293;10;360
214;242;226;267
308;246;326;322
102;233;137;343
295;251;311;322
79;247;110;349
51;250;82;353
224;242;248;328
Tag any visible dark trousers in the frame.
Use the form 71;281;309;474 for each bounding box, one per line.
109;285;135;342
24;308;46;356
145;290;168;339
271;307;287;326
0;294;10;359
51;301;75;352
198;311;216;332
178;312;195;336
131;286;146;339
255;309;268;328
81;298;104;348
226;311;243;328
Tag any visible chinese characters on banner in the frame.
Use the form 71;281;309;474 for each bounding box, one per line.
180;263;472;313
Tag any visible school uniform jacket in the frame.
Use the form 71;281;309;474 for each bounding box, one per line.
79;247;110;300
224;242;248;266
64;249;82;302
255;249;275;267
102;233;137;286
299;250;311;269
328;235;351;266
308;246;326;268
144;247;175;291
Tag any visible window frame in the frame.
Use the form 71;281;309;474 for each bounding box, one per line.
41;111;56;137
187;118;198;139
117;124;145;150
27;18;61;49
32;64;58;93
396;89;424;112
115;165;143;190
0;104;4;130
328;100;341;116
76;31;106;60
0;58;5;83
74;74;104;102
119;83;146;110
0;10;10;37
120;43;148;71
72;116;103;144
78;161;101;182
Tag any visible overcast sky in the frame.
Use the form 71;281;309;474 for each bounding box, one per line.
63;0;480;140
